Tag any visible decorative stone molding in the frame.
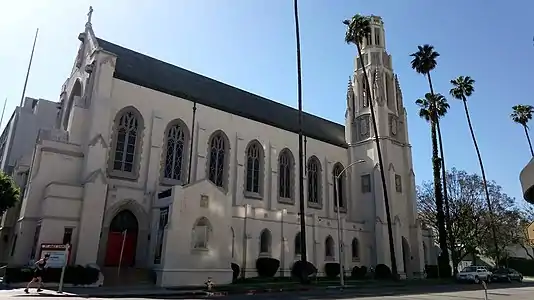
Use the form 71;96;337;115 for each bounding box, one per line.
389;113;399;138
88;133;108;148
355;114;370;141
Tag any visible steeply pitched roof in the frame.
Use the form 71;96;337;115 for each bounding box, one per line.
96;38;347;148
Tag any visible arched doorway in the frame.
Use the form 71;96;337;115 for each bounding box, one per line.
105;210;139;266
401;236;411;277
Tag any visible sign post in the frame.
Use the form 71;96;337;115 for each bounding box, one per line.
117;230;127;280
482;280;488;300
57;244;70;294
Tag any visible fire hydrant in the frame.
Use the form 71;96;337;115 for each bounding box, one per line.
205;277;214;292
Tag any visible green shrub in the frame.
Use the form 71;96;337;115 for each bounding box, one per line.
255;257;280;278
4;265;100;285
291;260;317;281
500;258;534;276
425;265;439;278
324;263;340;278
231;263;240;282
374;264;392;280
351;265;367;279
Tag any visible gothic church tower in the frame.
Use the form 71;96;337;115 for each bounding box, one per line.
345;16;424;276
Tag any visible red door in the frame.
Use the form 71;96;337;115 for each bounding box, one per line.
105;232;137;266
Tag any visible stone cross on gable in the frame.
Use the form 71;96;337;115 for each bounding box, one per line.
87;6;94;24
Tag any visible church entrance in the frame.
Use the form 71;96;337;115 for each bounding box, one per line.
401;236;411;277
105;210;138;267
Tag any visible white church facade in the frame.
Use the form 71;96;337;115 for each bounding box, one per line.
3;12;435;286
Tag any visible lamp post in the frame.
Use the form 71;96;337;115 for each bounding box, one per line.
334;159;365;287
280;208;287;277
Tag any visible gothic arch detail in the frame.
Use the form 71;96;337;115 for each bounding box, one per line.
244;140;264;197
161;119;190;185
206;130;230;190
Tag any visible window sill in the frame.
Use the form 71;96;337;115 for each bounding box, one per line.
334;207;347;213
108;170;139;181
278;197;294;205
191;247;209;254
325;256;335;262
307;202;322;210
244;192;263;200
258;252;271;258
161;178;184;186
352;258;360;262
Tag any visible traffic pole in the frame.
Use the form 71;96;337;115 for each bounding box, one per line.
57;244;70;293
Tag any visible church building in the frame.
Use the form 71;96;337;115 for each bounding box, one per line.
4;10;434;286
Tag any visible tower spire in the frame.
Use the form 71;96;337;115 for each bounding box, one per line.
86;6;94;27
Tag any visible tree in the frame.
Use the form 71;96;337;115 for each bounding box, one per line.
343;14;398;277
418;168;485;270
0;172;20;216
450;75;499;263
410;44;449;275
511;104;534;157
415;92;456;273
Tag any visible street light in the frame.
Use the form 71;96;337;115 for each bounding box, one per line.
334;159;365;287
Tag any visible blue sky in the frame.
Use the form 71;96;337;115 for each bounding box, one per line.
1;0;533;203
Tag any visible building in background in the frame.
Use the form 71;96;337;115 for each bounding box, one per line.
0;97;58;262
521;158;534;204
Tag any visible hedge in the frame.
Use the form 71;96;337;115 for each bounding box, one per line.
374;264;392;280
255;257;280;277
4;265;100;285
231;263;240;282
425;265;439;278
324;263;340;278
291;261;318;281
351;266;367;279
500;258;534;276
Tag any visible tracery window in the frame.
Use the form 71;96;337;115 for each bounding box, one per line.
208;132;227;188
110;107;143;179
307;156;321;205
278;149;293;201
245;141;262;194
163;122;187;182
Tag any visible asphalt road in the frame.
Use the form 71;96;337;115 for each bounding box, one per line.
1;282;534;299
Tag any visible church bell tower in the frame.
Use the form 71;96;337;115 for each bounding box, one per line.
344;15;423;276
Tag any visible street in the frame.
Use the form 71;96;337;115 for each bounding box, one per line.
0;283;534;299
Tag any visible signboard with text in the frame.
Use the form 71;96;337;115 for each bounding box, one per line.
39;244;71;268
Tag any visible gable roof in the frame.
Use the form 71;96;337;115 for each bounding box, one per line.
96;38;347;148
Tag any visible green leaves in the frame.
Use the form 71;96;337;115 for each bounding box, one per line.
0;172;20;216
343;14;371;46
415;93;450;123
450;76;475;100
511;104;534;127
410;44;440;75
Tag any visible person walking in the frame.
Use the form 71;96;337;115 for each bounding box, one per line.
24;253;50;293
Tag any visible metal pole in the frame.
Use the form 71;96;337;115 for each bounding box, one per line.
117;230;127;279
280;209;285;277
334;178;344;287
20;28;39;108
57;244;70;293
241;205;248;279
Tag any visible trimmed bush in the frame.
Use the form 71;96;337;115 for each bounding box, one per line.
4;265;100;285
324;263;340;278
438;263;452;278
499;258;534;276
374;264;392;280
425;265;439;278
351;265;367;279
255;257;280;278
231;263;240;282
291;261;318;281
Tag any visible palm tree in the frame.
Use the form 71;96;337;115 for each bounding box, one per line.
450;75;499;263
293;0;308;282
511;104;534;157
415;93;456;274
343;14;398;278
410;45;450;274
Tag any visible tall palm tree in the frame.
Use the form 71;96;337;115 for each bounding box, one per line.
343;15;398;278
511;104;534;157
410;45;450;274
415;93;456;274
450;75;499;263
293;0;308;282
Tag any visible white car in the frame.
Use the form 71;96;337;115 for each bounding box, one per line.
456;266;492;283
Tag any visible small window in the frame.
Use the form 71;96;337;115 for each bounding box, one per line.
193;217;211;250
361;174;371;193
62;227;73;245
374;28;381;46
395;174;402;193
365;34;372;46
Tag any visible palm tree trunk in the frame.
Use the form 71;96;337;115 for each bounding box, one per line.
436;120;456;274
355;44;398;278
524;125;534;157
427;73;449;276
293;0;308;282
461;97;499;264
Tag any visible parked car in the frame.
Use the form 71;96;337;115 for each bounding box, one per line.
490;268;523;283
456;266;492;283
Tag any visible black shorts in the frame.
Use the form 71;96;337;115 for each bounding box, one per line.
33;269;43;279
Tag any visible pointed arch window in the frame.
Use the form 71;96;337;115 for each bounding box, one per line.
259;229;272;256
333;163;345;210
307;157;321;207
207;132;227;188
325;236;335;260
351;238;360;261
109;107;143;179
278;149;294;202
162;121;188;184
245;141;263;195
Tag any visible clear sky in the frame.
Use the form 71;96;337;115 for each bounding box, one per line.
1;0;533;203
